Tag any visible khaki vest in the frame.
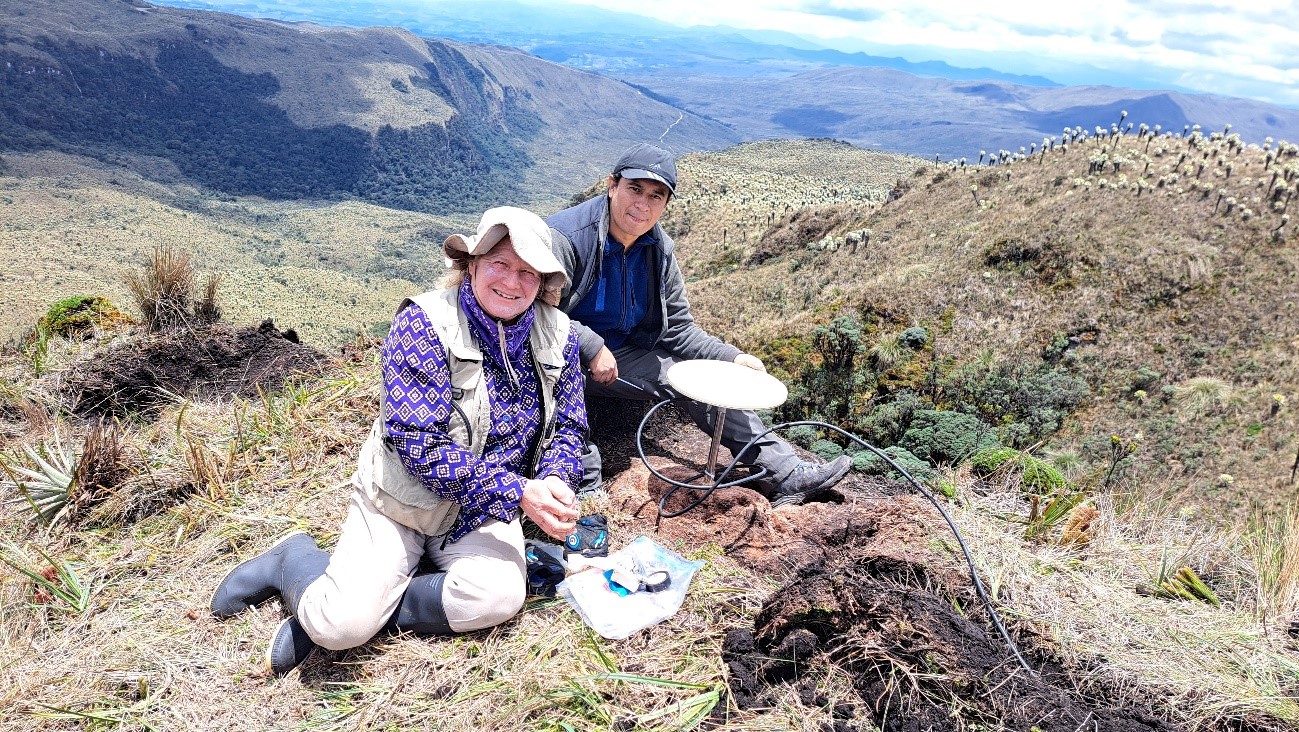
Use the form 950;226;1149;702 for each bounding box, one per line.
354;288;571;536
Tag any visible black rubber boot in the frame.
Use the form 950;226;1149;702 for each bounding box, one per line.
267;617;316;677
211;532;320;618
386;572;454;635
264;547;330;677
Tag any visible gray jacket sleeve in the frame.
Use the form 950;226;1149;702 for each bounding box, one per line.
549;226;607;365
654;250;742;363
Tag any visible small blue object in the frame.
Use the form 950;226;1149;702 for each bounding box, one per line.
602;569;631;597
525;542;566;597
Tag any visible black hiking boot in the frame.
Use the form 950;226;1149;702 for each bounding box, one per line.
386;572;454;635
771;455;852;508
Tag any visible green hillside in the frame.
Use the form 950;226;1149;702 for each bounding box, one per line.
0;150;454;347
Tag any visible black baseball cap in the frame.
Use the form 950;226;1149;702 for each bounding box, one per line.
612;143;677;194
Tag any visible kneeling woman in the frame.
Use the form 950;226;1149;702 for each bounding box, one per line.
211;207;587;675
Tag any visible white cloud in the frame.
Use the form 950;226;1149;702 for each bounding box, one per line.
564;0;1299;105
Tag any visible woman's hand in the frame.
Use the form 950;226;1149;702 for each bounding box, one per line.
520;476;580;540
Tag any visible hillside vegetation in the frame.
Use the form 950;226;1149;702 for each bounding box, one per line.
0;0;738;213
0;150;454;346
674;128;1298;521
1;128;1298;730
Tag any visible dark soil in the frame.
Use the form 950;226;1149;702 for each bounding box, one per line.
723;556;1181;732
590;394;1190;731
61;319;327;418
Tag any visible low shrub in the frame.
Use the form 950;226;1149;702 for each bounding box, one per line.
939;359;1089;448
851;445;934;480
810;439;844;460
784;424;819;449
853;390;926;448
969;446;1067;494
899;409;999;464
899;327;929;349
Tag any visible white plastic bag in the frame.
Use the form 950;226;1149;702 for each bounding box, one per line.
557;536;704;640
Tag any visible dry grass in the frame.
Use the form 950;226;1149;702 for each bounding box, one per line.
2;343;1296;729
3;129;1298;729
1248;505;1299;624
0;151;460;348
949;483;1299;729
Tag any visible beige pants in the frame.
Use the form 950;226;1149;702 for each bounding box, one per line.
296;488;526;650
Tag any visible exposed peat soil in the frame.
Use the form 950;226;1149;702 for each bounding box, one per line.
591;396;1187;732
59;319;327;418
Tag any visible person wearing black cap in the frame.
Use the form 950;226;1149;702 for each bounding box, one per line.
546;143;852;506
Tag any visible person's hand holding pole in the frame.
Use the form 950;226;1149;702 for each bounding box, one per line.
587;345;619;384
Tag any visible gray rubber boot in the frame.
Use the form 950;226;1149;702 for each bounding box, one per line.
211;532;319;618
386;572;453;635
265;547;330;677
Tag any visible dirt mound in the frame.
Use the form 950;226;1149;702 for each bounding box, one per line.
597;412;1185;731
606;456;932;580
722;552;1181;731
61;319;327;417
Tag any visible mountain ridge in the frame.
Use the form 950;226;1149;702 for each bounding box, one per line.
0;0;739;213
136;0;1299;161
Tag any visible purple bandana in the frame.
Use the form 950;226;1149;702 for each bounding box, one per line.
460;278;534;371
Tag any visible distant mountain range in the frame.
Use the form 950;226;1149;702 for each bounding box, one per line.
620;68;1299;160
0;0;738;213
149;0;1299;160
5;0;1298;212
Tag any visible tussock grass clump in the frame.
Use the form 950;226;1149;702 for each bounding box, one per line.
1248;506;1299;622
1171;375;1234;418
123;247;222;331
867;331;906;370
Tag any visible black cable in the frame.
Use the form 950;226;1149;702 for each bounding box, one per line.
633;398;773;518
633;405;1036;676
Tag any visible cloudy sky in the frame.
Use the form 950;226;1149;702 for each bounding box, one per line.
566;0;1299;107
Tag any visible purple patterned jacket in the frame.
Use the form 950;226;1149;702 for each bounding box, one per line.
382;280;587;542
